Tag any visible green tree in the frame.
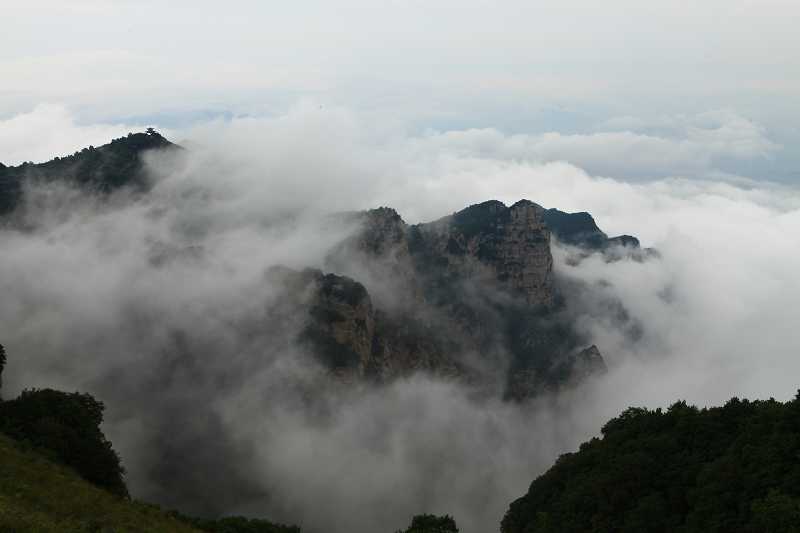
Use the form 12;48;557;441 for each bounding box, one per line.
0;343;6;395
748;490;800;533
0;388;128;497
502;394;800;533
183;515;301;533
397;514;459;533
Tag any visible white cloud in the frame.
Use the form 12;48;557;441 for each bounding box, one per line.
0;104;146;165
2;103;777;185
1;103;799;533
1;0;799;150
405;110;780;181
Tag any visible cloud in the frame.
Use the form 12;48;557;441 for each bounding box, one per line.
404;110;780;181
3;0;800;158
1;106;799;533
0;104;146;165
551;184;800;405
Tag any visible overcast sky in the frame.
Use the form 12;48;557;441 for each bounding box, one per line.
2;0;799;181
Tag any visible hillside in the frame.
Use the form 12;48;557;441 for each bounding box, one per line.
0;342;301;533
501;393;800;533
0;129;178;215
0;433;200;533
0;429;452;533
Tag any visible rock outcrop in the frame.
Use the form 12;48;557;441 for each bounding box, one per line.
275;199;630;399
268;267;464;383
303;271;376;374
0;130;641;400
542;207;660;264
410;199;554;308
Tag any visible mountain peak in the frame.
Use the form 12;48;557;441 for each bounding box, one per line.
510;199;544;211
0;130;180;215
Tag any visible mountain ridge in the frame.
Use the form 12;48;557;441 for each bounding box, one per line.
295;198;623;398
0;129;179;216
0;132;647;398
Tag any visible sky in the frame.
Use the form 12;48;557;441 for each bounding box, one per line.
2;0;800;181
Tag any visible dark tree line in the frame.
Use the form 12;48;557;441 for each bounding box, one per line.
0;343;6;395
0;343;128;498
0;388;129;497
502;393;800;533
397;514;459;533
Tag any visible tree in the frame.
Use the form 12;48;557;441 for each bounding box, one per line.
749;490;800;533
397;514;459;533
181;515;301;533
0;343;6;395
501;394;800;533
0;388;128;497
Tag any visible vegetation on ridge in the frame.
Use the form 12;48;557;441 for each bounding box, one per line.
0;343;301;533
0;428;302;533
0;388;128;497
0;129;178;215
502;393;800;533
0;432;199;533
396;514;459;533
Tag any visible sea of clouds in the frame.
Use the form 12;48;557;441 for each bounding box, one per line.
1;103;798;533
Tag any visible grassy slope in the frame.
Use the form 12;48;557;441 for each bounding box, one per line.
0;434;200;533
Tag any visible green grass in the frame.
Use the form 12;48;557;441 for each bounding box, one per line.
0;433;201;533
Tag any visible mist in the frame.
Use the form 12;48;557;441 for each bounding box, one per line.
1;106;799;533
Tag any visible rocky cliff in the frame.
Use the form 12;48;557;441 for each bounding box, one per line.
0;132;642;400
410;199;554;308
275;199;636;399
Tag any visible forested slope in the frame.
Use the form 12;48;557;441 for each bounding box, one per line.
502;394;800;533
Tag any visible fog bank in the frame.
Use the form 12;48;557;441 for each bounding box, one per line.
1;107;799;532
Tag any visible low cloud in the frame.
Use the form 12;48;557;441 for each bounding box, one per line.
1;106;798;533
404;109;780;181
0;104;148;165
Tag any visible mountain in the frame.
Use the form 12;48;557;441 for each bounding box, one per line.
542;208;640;250
277;199;618;398
0;132;646;399
0;129;179;216
501;393;800;533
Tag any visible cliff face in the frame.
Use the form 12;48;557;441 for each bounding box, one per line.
304;272;376;373
411;200;553;308
279;199;620;399
269;267;464;384
0;131;627;399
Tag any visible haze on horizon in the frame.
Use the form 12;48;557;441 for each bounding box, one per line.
2;0;800;183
